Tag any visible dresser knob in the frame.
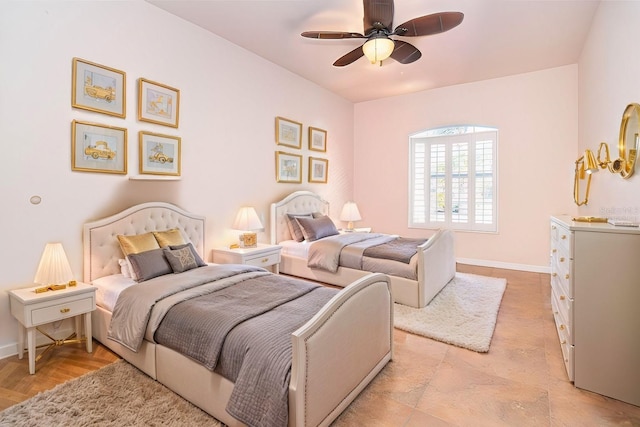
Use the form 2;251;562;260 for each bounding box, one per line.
561;235;567;240
60;308;70;313
559;324;565;330
560;295;566;301
561;340;567;345
552;273;557;277
565;274;570;280
552;249;557;253
560;257;565;262
552;225;556;230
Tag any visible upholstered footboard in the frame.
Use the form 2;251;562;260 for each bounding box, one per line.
289;273;393;427
415;228;456;308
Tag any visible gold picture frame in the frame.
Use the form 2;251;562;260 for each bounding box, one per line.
308;156;328;183
71;58;126;118
139;131;181;176
276;151;302;183
308;127;327;152
276;117;302;148
71;120;127;174
138;78;180;128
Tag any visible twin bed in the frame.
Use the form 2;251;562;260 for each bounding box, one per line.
271;191;456;309
84;201;393;427
83;192;455;426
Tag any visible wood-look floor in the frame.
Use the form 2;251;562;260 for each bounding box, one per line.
1;265;639;426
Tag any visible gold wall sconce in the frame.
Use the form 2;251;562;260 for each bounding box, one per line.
573;149;598;206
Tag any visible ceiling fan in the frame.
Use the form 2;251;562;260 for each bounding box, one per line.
301;0;463;66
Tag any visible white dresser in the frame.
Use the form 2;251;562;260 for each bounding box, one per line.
550;216;640;407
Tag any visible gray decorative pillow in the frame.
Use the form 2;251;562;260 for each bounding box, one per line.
286;213;313;242
127;248;173;282
295;215;339;242
169;242;206;266
164;247;198;273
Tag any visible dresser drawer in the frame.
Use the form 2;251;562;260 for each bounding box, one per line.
551;284;573;343
245;252;280;268
551;294;574;380
31;296;94;326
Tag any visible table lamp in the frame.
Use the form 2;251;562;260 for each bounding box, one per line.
340;202;362;231
34;242;75;292
232;207;263;248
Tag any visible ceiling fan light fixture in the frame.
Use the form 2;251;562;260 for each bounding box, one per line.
362;35;394;64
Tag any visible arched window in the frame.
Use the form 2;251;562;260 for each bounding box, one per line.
409;125;498;232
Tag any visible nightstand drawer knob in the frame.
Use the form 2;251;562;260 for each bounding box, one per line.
60;308;70;313
261;258;269;263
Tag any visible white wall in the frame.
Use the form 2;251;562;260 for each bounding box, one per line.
353;66;578;271
0;1;354;356
578;2;640;220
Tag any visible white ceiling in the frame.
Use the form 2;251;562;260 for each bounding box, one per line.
147;0;599;103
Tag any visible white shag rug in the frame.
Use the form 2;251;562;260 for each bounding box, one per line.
394;273;507;352
0;360;223;426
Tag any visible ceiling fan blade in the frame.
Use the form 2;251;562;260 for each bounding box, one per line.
394;11;464;37
389;40;421;64
363;0;394;34
301;31;365;40
333;46;365;67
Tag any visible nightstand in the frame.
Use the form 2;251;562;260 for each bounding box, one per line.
9;282;96;374
212;243;282;273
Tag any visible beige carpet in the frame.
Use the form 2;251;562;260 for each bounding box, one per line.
394;273;507;352
0;360;223;426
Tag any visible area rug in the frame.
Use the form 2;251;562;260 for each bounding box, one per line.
0;359;222;426
394;273;507;352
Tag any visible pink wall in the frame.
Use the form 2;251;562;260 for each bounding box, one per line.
578;2;640;221
354;66;578;271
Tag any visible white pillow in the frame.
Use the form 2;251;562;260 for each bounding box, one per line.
119;258;132;278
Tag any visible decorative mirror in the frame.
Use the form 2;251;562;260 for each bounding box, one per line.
615;103;639;179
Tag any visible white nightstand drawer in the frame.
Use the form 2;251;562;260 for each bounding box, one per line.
245;252;280;268
31;296;94;325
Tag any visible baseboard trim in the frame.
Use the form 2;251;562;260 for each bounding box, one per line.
457;258;550;274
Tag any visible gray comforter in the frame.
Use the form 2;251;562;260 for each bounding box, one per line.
107;264;338;427
308;233;396;272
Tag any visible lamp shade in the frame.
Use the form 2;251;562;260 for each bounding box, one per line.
340;202;362;222
362;35;394;64
584;149;599;174
232;207;263;231
34;243;74;285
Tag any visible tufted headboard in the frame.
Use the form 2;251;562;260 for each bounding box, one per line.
270;191;330;244
83;202;205;283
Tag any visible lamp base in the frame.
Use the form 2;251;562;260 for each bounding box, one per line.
240;232;257;248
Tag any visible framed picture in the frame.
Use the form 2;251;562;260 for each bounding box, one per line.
308;127;327;152
308;157;328;183
138;78;180;128
139;131;181;176
71;120;127;174
276;117;302;148
275;151;302;183
71;58;126;118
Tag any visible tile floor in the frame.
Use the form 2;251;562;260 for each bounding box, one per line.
332;265;640;426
